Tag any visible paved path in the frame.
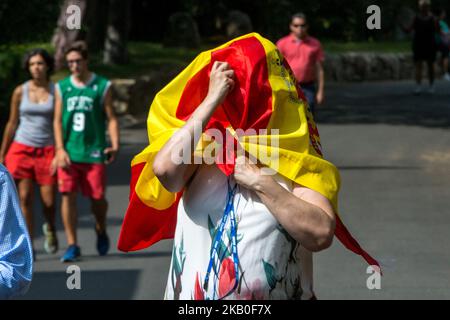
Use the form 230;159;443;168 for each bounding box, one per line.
20;80;450;299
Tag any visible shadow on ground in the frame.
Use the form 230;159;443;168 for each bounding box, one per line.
19;269;140;300
316;81;450;128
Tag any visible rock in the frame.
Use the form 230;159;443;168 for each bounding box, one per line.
110;79;136;115
164;12;201;49
111;79;135;101
324;52;418;82
226;10;253;39
399;53;414;79
324;54;344;82
127;67;182;116
110;66;182;116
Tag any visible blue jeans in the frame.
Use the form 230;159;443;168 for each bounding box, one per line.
299;82;317;117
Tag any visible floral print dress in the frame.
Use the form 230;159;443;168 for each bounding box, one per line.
164;164;314;300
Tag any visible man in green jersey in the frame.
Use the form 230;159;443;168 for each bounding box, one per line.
53;41;120;262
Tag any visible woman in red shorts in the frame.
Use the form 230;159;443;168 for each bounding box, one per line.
0;48;58;256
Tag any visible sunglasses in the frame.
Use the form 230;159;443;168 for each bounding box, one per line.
67;58;84;65
292;23;307;28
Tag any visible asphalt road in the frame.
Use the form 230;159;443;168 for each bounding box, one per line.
20;80;450;300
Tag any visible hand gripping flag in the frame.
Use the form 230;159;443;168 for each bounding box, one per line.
118;33;379;269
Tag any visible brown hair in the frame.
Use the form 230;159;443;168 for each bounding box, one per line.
23;48;54;80
65;40;89;59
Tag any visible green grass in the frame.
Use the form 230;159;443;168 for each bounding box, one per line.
2;39;412;85
54;42;214;81
0;38;413;126
0;42;54;55
86;41;410;81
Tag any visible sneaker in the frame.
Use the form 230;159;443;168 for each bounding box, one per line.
96;231;110;256
444;73;450;81
42;223;58;254
60;245;81;263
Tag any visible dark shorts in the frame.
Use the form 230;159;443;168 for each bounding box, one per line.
413;42;437;62
299;82;317;117
438;43;450;58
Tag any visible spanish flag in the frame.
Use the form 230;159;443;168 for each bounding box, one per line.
118;33;379;269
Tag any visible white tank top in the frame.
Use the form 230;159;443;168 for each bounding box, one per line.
164;164;314;300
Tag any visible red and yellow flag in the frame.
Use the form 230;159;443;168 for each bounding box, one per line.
117;33;379;268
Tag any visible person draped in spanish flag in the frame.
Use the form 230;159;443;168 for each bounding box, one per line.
118;33;379;300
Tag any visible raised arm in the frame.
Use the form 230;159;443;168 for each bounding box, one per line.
153;61;235;193
0;86;22;164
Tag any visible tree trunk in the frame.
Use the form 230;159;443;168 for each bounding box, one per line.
52;0;87;70
84;0;109;53
103;0;130;65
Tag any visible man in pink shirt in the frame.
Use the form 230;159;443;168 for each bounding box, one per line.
277;13;325;116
